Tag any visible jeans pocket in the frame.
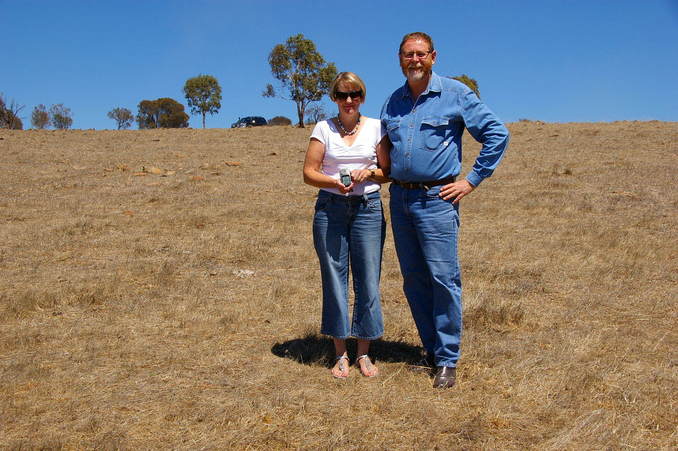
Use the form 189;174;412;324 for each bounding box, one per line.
421;187;453;205
366;199;382;212
315;198;329;212
420;185;441;199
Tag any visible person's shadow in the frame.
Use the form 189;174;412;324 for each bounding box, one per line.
271;333;423;368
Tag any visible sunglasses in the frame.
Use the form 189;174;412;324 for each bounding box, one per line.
335;90;363;101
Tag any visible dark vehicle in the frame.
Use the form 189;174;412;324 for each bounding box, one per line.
231;116;267;128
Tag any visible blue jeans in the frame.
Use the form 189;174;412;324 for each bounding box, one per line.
313;190;385;340
389;184;462;367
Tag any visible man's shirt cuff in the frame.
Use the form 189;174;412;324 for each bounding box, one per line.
466;172;483;188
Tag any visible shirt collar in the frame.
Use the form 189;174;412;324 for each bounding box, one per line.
400;71;442;99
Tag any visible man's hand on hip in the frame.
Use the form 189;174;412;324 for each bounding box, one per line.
439;179;475;204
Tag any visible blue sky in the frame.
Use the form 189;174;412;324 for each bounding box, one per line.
3;0;677;129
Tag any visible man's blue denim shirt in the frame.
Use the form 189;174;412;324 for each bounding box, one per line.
381;72;509;187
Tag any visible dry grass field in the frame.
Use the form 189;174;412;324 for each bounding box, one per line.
1;121;676;450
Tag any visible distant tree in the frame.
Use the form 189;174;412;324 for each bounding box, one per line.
183;74;222;129
263;33;337;128
49;104;73;130
107;107;134;130
0;94;25;130
136;98;189;129
268;116;292;126
31;104;50;129
305;103;327;125
136;100;160;129
155;98;189;128
451;74;480;98
12;116;24;130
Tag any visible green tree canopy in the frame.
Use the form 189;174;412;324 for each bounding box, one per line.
49;104;73;130
183;74;222;129
263;34;337;128
451;74;481;98
107;107;134;130
31;104;50;129
136;98;189;129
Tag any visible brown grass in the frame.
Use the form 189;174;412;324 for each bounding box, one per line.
0;122;676;449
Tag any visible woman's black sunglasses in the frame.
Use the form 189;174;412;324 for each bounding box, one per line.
335;90;363;100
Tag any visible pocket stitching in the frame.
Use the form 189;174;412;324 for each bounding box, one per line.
421;116;450;150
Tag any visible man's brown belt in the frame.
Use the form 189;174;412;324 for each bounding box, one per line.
390;176;456;190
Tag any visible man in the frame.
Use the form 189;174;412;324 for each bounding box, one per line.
381;32;509;388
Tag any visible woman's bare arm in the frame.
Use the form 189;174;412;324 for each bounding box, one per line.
303;138;353;193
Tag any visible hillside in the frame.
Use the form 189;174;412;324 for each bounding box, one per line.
1;122;676;449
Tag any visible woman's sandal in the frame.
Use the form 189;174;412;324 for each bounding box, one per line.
356;354;379;377
332;355;350;379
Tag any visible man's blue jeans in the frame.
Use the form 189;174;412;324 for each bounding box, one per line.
389;184;462;367
313;190;385;340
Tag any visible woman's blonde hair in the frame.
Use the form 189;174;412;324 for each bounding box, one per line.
329;72;366;101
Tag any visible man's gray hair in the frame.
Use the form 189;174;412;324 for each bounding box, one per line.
399;32;434;54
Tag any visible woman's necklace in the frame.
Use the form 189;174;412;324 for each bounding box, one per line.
336;114;361;136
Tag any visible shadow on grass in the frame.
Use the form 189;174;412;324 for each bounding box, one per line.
271;333;423;368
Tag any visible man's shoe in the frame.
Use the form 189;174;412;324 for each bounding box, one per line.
408;352;435;373
432;366;456;389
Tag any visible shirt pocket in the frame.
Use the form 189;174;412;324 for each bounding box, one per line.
420;116;452;151
385;118;402;144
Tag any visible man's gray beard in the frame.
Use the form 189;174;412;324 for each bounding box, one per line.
406;68;426;82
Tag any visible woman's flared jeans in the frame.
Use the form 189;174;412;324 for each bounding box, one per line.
312;190;385;340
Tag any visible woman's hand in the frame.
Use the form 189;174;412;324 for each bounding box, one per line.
336;179;354;194
350;169;372;184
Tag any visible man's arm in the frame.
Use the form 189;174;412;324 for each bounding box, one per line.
460;89;510;187
439;88;509;203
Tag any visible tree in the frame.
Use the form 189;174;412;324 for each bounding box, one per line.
49;104;73;130
268;116;292;126
31;104;50;129
183;74;222;129
136;98;189;129
451;74;480;98
305;103;327;125
107;107;134;130
263;33;337;128
136;100;160;129
0;94;24;130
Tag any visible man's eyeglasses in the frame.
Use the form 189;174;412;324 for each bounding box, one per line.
400;50;432;60
335;90;363;101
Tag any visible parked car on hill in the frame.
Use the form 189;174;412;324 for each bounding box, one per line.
231;116;267;128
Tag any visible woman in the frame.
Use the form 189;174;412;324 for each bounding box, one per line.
303;72;391;378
